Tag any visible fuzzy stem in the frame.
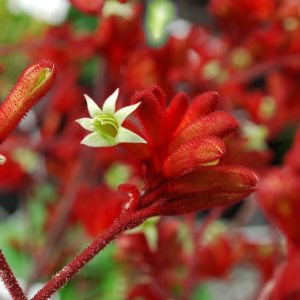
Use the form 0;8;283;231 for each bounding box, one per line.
31;206;156;300
0;250;27;300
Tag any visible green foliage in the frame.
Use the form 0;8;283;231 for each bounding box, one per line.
67;7;98;32
0;216;33;278
191;284;212;300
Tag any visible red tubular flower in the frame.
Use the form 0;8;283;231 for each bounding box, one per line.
0;60;56;143
163;136;226;178
125;86;258;215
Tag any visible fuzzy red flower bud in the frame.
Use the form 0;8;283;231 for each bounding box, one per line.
133;88;167;147
170;111;238;151
160;166;258;197
165;92;189;135
176;91;218;132
158;190;254;216
163;136;226;177
0;60;56;143
142;166;258;211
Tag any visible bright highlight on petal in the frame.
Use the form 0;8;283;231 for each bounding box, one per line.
77;89;146;148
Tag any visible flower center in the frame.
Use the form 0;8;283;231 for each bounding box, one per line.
93;114;119;139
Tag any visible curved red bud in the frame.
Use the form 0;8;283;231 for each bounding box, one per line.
170;111;238;150
142;166;258;207
165;166;258;195
166;92;189;135
157;191;251;215
176;91;218;132
149;85;166;107
133;88;167;147
0;60;56;143
163;136;226;177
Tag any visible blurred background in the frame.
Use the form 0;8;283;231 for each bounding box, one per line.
1;0;300;299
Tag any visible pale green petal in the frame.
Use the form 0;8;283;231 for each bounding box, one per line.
115;102;141;125
84;94;102;118
102;88;119;114
75;118;94;131
80;132;116;147
116;127;147;144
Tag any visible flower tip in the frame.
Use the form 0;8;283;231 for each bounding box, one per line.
83;94;92;103
239;168;259;191
140;137;147;144
102;88;120;114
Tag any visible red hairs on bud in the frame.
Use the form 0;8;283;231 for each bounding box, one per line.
0;60;56;143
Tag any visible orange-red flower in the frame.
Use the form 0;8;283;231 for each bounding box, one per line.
121;86;258;215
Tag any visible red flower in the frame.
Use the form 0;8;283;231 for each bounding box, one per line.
120;86;258;215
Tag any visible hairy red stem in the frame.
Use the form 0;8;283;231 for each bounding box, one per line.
31;206;156;300
0;250;27;300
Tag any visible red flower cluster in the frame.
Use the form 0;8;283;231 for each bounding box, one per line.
121;86;258;216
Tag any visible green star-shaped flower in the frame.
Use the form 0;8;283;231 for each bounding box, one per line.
76;89;146;147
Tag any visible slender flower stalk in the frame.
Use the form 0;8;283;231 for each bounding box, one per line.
0;250;27;300
0;60;56;144
31;206;157;300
